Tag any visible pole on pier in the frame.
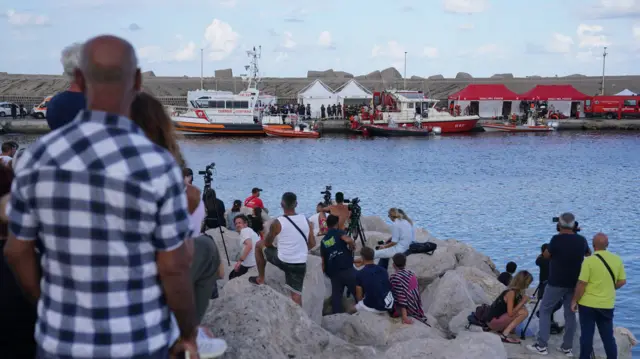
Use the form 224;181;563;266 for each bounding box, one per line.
404;51;407;90
200;48;204;90
601;47;607;95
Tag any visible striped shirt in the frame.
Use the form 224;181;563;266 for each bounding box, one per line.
8;110;190;358
390;268;427;323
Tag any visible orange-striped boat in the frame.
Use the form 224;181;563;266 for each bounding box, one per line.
263;125;320;138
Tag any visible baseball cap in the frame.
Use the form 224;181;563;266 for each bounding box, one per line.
251;187;263;194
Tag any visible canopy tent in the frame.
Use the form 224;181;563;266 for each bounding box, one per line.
334;79;372;107
448;84;522;117
614;89;637;96
297;79;336;118
520;85;589;117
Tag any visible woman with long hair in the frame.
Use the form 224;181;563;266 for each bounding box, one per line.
130;92;227;357
225;200;242;231
365;208;415;270
487;270;533;344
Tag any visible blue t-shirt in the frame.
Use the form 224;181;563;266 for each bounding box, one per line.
320;228;353;277
46;91;86;131
356;264;393;311
548;233;589;288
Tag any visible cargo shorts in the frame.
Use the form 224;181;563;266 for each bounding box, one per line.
263;246;306;294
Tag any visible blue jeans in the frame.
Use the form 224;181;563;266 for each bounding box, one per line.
536;285;577;349
578;305;617;359
329;268;357;314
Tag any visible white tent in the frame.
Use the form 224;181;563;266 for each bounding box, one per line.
297;79;336;118
334;79;372;107
614;89;636;96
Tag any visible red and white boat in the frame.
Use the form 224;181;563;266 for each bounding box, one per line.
263;124;320;138
482;116;558;132
355;90;480;133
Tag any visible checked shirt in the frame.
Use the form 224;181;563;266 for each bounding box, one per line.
7;110;190;358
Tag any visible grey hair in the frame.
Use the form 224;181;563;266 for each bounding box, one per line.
61;43;84;78
558;212;576;229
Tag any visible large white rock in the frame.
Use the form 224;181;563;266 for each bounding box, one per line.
361;216;391;234
205;227;241;263
383;338;449;358
424;271;476;331
222;254;326;324
395;251;457;289
321;311;442;347
202;280;366;359
455;266;506;303
444;239;499;276
442;332;508;359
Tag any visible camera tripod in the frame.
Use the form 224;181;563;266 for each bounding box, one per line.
346;216;367;249
200;164;230;266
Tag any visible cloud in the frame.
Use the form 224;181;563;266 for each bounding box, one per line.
204;19;239;60
318;31;335;49
4;9;50;26
215;0;237;7
128;23;141;31
172;42;197;61
577;24;610;48
281;31;296;49
284;8;308;22
422;47;439;59
547;33;574;53
443;0;487;14
276;52;289;62
588;0;640;19
458;23;475;30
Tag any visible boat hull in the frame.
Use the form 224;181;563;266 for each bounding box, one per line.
263;125;320;138
174;121;291;135
360;118;479;133
363;125;431;137
482;124;554;132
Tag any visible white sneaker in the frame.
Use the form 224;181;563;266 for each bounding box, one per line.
557;347;574;357
196;327;228;359
526;343;548;355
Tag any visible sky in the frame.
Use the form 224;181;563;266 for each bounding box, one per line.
1;0;640;78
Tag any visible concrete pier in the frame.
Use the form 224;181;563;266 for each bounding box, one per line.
0;118;50;135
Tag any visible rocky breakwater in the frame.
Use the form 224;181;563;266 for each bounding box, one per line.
201;216;637;359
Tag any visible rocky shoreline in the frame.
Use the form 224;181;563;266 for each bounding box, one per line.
201;216;637;359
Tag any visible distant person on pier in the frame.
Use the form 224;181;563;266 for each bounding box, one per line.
572;233;626;359
337;103;343;118
19;104;25;118
321;104;326;119
10;103;17;119
498;261;518;286
249;192;315;307
306;103;311;119
332;104;337;118
46;42;87;131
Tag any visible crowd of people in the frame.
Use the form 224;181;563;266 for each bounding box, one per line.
0;34;629;359
262;101;370;121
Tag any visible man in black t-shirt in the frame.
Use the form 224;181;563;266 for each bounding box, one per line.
527;213;590;356
320;215;356;314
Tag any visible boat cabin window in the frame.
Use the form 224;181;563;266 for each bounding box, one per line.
407;102;414;109
623;99;637;106
207;100;226;108
231;101;249;109
585;100;591;106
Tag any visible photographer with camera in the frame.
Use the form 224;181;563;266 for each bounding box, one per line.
527;213;590;357
355;208;414;270
203;189;227;230
321;192;351;230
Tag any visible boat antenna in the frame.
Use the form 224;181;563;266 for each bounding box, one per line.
244;45;262;90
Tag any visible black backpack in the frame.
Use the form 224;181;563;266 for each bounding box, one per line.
465;304;492;331
406;242;437;256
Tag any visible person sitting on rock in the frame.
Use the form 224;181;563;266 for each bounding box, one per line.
249;192;315;306
370;208;414;270
354;247;394;314
487;270;533;344
389;253;429;326
229;214;260;280
321;215;356;314
225;200;242;231
498;261;517;286
309;202;328;236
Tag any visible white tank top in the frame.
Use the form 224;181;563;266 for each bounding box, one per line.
189;200;206;237
276;214;309;264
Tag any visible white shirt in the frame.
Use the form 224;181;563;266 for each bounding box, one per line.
189;200;205;237
238;227;259;267
0;155;12;165
308;213;321;235
390;219;414;253
276;214;309;264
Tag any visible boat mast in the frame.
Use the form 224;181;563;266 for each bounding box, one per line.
200;48;204;90
243;46;262;90
600;46;607;96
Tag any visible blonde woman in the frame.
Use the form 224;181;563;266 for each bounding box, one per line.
487;270;534;344
359;208;414;270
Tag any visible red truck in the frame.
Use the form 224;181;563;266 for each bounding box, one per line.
584;96;640;119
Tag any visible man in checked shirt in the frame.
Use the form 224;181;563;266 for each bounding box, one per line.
4;35;204;359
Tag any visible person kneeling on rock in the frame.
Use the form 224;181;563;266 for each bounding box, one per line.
321;215;357;314
389;253;429;326
486;270;534;344
354;247;394;314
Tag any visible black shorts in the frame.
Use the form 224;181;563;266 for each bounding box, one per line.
228;264;251;280
264;247;306;294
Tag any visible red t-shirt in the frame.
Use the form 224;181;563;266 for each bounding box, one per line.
244;196;264;209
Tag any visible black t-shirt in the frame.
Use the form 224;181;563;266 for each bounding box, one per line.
356;264;393;311
547;233;589;288
536;255;550;283
497;272;512;286
320;228;353;277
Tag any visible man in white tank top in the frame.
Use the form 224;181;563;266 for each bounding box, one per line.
249;192;315;306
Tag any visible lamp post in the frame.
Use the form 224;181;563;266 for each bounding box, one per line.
404;51;407;90
601;47;607;95
200;48;204;90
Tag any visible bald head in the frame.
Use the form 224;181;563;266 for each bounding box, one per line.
592;232;609;251
75;35;141;116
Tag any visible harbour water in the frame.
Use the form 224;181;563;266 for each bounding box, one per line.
2;131;639;353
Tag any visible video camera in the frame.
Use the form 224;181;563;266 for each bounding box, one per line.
199;162;215;189
320;185;332;206
345;197;361;221
552;216;580;233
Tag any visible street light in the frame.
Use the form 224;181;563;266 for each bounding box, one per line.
601;47;607;95
404;51;407;90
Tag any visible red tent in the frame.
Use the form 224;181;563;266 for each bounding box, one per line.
520;85;588;101
448;84;520;101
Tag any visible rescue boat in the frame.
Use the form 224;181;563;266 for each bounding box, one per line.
361;124;431;137
482;116;558;132
263;124;320;138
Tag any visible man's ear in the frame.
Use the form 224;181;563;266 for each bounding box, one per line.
74;68;86;94
134;68;142;92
